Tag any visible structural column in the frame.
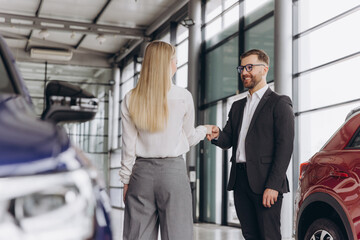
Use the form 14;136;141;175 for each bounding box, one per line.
274;0;293;239
187;0;201;220
110;67;120;150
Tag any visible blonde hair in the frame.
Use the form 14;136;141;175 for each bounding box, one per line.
129;41;176;132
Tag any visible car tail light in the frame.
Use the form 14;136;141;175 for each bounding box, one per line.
299;162;310;180
330;171;349;178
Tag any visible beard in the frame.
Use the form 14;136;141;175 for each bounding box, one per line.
241;74;262;89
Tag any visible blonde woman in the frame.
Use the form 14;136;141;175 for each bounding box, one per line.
119;41;211;240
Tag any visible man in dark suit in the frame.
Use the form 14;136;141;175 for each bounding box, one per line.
208;49;294;240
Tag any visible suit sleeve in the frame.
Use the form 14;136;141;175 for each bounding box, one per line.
211;104;234;150
265;96;295;192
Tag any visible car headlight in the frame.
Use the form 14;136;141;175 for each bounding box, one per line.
0;149;96;240
15;185;79;218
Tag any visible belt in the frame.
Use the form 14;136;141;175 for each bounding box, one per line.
236;162;246;170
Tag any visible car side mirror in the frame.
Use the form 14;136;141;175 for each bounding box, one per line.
41;80;98;124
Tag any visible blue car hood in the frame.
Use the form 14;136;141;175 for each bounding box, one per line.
0;94;70;176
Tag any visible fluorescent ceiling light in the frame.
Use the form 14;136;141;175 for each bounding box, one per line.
30;48;73;61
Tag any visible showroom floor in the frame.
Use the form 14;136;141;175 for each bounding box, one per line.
111;208;245;240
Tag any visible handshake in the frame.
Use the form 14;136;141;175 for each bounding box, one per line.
204;125;220;141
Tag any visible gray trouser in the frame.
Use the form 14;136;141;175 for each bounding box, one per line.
123;156;193;240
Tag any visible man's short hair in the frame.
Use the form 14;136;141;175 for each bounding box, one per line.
240;49;269;66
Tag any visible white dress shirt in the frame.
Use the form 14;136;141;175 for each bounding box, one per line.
119;84;207;184
236;85;268;163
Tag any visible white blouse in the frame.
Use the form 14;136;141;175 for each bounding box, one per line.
119;84;207;184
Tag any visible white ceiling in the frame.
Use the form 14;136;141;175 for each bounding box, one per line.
0;0;188;67
0;0;189;116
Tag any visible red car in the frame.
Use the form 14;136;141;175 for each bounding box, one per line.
295;107;360;240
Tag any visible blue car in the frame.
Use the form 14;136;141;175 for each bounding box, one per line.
0;35;112;240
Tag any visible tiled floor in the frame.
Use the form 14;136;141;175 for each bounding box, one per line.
193;223;244;240
111;208;244;240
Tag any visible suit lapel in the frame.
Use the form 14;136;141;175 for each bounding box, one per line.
247;88;273;134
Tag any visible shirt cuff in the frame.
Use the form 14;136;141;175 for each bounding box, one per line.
197;125;208;136
119;170;131;184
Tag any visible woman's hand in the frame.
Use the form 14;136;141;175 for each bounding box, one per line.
123;184;129;203
204;125;220;141
204;125;212;134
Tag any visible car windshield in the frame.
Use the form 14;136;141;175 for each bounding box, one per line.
0;54;15;94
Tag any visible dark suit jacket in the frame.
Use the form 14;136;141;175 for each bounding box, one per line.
212;88;294;194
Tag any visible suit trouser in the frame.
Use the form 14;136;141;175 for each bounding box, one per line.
233;163;283;240
123;157;193;240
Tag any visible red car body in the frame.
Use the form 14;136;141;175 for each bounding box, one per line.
295;108;360;240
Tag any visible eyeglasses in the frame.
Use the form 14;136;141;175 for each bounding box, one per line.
236;64;265;74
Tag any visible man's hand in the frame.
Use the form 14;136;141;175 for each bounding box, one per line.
123;184;129;203
262;188;278;208
205;125;220;141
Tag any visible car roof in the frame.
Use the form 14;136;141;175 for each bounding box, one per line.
345;106;360;121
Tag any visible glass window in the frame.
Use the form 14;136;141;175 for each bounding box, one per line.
86;153;108;176
175;23;189;89
202;103;223;223
110;169;122;187
17;63;111;182
205;36;238;103
298;101;360;164
176;65;188;88
110;150;121;168
84;136;108;153
110;188;123;208
225;0;238;9
30;98;44;115
205;0;222;23
176;24;188;44
297;55;360;112
136;62;141;73
160;32;170;44
176;40;188;67
297;0;359;34
121;78;134;99
205;3;239;49
244;0;273;26
24;80;44;96
205;17;222;42
224;3;239;29
122;62;134;83
296;10;360;73
349;128;360;148
244;16;274;81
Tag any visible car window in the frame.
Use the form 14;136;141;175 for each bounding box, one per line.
0;55;15;94
348;127;360;148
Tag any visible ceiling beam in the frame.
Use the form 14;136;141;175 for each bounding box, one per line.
111;38;144;63
0;12;145;39
25;0;44;51
146;0;189;36
75;35;87;50
111;0;188;64
94;0;112;23
1;30;110;56
35;0;45;17
0;30;24;39
75;0;113;49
